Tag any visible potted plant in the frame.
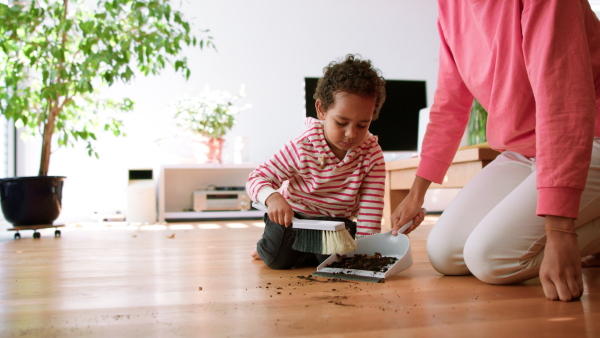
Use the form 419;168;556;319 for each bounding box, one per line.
467;98;488;146
0;0;213;227
172;85;251;163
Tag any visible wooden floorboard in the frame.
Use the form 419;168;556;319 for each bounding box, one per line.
0;216;598;337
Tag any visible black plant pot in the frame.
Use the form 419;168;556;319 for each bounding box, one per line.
0;176;66;226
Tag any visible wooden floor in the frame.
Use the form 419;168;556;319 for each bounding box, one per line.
0;215;599;337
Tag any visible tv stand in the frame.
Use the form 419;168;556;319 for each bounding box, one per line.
158;164;263;222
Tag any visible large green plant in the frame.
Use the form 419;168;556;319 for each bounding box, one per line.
0;0;214;176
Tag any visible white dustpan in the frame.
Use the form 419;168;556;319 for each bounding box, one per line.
313;232;412;282
313;208;425;282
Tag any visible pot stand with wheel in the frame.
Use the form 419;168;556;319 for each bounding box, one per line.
8;224;65;239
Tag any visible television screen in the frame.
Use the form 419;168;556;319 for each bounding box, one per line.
304;78;427;152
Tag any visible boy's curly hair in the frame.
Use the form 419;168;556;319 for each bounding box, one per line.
313;54;386;120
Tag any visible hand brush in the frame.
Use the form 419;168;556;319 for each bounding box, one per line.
252;202;357;255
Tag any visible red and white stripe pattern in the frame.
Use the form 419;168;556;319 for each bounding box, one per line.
246;118;386;236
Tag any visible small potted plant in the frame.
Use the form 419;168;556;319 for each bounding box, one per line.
0;0;213;228
172;85;251;163
467;98;488;146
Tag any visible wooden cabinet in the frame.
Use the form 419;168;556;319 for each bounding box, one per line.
158;164;263;222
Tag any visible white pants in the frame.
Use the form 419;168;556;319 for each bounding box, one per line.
427;139;600;284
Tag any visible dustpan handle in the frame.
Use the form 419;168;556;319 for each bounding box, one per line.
396;208;427;234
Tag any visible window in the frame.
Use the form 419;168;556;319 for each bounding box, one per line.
0;117;14;178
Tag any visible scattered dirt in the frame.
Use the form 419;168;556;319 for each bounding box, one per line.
314;296;357;307
315;295;348;301
325;252;397;272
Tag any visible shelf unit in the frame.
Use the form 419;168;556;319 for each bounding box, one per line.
158;163;263;222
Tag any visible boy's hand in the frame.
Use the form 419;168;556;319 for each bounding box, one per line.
265;193;294;227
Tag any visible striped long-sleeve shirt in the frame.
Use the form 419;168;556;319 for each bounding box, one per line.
246;117;386;236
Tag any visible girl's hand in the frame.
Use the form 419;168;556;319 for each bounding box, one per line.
540;216;583;301
265;193;294;227
390;176;430;236
391;200;425;236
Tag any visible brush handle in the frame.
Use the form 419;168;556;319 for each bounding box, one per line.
252;202;346;231
290;219;345;231
396;208;427;234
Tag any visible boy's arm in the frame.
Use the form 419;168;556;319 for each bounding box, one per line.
246;140;299;206
355;151;386;238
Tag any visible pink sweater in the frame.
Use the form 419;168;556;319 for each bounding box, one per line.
418;0;600;218
246;118;386;236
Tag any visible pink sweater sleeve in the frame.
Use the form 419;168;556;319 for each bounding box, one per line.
416;19;473;184
521;0;596;218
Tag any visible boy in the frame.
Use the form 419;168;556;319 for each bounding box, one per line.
247;54;387;269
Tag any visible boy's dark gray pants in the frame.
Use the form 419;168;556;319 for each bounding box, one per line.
256;212;357;269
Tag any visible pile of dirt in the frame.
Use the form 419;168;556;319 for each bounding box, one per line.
325;252;397;272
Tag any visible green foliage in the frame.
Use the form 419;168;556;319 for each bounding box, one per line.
467;98;488;146
173;86;251;140
0;0;214;175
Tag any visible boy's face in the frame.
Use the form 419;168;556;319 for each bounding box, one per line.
316;92;375;160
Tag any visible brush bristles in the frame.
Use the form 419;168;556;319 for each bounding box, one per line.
323;228;357;254
292;229;322;253
292;228;357;255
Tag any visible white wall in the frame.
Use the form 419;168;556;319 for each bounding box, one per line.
17;0;440;222
592;0;600;15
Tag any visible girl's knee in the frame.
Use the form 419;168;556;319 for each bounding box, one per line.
463;241;524;285
427;237;470;276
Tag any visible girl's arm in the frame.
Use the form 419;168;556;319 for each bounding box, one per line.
521;0;596;301
390;175;430;236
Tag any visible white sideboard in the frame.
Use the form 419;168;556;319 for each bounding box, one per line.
158;163;264;222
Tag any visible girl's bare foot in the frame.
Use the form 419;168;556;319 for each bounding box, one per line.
250;248;262;260
581;253;600;267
